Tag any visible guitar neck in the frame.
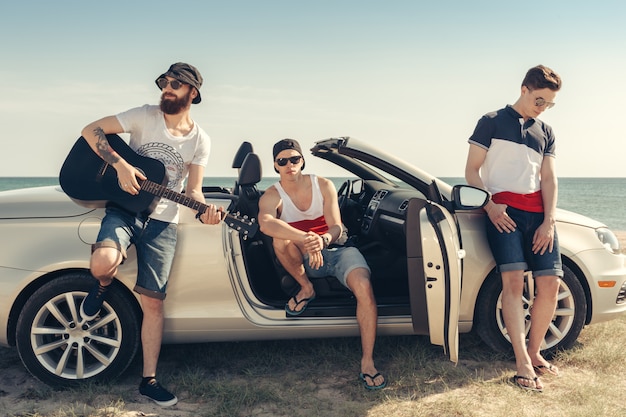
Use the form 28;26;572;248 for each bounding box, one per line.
140;178;258;238
141;179;208;213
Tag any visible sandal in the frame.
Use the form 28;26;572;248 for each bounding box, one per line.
285;295;316;316
533;363;559;377
359;372;387;390
511;375;543;392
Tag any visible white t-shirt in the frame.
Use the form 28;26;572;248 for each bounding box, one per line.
116;104;210;223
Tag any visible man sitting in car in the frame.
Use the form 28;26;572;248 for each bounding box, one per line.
257;138;386;390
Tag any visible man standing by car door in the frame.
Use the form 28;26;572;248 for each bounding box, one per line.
465;65;563;392
257;139;386;390
78;63;222;406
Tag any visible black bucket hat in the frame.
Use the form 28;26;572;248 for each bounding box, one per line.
156;62;203;104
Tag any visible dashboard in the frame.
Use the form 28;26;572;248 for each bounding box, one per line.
353;181;427;249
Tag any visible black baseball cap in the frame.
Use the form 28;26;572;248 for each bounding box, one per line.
272;138;303;159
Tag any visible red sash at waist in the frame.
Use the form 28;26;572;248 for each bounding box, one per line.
492;190;544;213
289;215;329;235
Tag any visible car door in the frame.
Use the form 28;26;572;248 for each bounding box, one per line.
405;198;464;364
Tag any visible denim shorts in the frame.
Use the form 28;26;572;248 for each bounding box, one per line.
95;206;178;299
303;246;371;287
486;206;563;278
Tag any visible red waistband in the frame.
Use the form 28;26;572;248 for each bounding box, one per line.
492;190;544;213
289;215;329;234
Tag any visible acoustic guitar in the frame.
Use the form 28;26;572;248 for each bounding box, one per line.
59;134;258;239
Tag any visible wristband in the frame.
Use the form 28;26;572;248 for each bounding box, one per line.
195;211;205;223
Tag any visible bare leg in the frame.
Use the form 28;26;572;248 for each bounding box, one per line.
273;239;315;313
140;295;164;378
528;275;561;374
89;246;122;286
346;268;384;387
81;247;121;318
501;270;541;390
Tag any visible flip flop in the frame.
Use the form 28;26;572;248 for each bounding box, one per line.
285;295;316;316
511;375;543;393
533;364;559;377
359;372;387;390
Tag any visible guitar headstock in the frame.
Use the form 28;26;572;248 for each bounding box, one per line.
224;211;259;240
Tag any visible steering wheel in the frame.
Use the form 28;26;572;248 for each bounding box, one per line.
337;179;353;212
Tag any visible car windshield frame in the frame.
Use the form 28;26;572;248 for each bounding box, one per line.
311;137;453;199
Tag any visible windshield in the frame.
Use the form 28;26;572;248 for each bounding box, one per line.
324;137;454;198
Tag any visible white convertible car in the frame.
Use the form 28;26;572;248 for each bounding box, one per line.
1;136;625;387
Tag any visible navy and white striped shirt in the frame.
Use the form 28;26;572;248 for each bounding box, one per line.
468;105;556;196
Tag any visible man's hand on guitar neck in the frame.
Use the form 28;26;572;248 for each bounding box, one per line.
196;205;224;225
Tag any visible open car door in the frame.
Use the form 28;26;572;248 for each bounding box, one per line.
405;198;464;364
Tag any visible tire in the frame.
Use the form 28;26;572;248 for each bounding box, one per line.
475;264;587;355
16;271;141;387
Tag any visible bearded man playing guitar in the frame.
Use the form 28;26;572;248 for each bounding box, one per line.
77;63;221;407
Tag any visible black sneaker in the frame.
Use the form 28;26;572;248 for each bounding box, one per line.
80;283;109;321
139;378;178;407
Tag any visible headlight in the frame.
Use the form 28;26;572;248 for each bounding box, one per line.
595;227;621;254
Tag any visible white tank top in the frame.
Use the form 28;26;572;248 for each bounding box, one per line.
274;174;327;233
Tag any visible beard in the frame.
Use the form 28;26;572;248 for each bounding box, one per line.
160;89;193;114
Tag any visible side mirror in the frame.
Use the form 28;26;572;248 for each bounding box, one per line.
451;185;490;210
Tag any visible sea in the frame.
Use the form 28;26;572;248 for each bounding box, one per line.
2;176;625;231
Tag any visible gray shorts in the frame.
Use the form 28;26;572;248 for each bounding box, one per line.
95;206;177;299
303;246;371;287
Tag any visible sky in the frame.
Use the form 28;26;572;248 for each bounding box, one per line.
1;0;625;178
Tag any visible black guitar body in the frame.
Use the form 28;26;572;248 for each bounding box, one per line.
60;134;259;238
59;135;167;213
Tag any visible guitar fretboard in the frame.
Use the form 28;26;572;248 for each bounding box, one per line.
141;180;208;212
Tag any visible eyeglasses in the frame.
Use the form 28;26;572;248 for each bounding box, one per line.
534;97;555;109
157;77;185;90
275;156;302;166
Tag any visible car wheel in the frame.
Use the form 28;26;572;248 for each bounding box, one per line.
16;272;141;387
475;264;587;355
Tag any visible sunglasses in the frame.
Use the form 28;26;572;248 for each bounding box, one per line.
275;156;302;166
534;97;555;109
156;77;185;90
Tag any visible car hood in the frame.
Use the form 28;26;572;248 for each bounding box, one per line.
0;186;96;219
555;207;606;229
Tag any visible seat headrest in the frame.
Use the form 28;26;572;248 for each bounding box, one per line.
232;141;254;169
238;153;262;186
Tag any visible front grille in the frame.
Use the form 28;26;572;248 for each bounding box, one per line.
617;281;626;304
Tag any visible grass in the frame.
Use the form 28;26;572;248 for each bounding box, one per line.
2;315;626;416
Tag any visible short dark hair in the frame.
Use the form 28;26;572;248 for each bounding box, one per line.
522;65;562;91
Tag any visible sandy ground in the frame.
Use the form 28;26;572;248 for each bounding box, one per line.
1;232;625;416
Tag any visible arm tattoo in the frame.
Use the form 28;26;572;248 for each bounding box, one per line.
93;127;120;165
